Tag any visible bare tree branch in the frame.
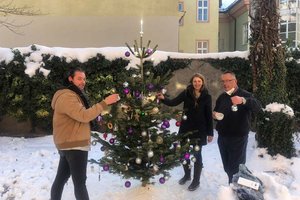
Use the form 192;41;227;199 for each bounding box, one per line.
0;0;41;34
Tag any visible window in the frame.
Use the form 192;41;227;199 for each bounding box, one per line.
197;0;209;22
178;2;185;26
242;23;249;45
196;41;208;53
178;2;184;12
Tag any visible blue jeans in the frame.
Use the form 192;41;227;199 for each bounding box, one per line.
217;135;248;183
51;150;89;200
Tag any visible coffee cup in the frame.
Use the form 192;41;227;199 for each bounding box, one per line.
215;112;224;120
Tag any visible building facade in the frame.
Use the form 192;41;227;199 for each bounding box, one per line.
0;0;179;51
219;0;300;52
178;0;219;53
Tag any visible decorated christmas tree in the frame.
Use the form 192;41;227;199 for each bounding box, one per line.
91;22;194;186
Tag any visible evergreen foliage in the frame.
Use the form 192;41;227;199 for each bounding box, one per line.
89;39;194;186
256;110;296;158
249;0;296;158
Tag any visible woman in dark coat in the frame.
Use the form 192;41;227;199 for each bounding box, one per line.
157;73;213;191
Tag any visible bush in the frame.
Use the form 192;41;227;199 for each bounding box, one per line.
256;103;296;158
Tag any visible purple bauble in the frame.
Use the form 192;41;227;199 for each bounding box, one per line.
123;88;130;95
125;51;130;57
97;115;102;122
128;127;133;135
125;181;131;188
162;120;170;128
103;164;109;171
146;48;153;55
134;91;140;98
161;124;166;129
147;83;155;90
184;153;190;160
109;138;115;144
159;177;165;184
159;156;165;163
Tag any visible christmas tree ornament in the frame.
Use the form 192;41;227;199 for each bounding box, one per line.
109;138;115;144
159;155;165;163
231;104;238;112
110;88;116;93
153;165;159;172
125;181;131;188
146;48;153;55
124;165;128;171
100;146;106;151
141;130;147;137
147;83;155;91
107;122;113;130
146;71;150;76
176;144;181;150
132;74;137;78
135;157;142;164
151;107;159;114
140;111;145;116
134;90;141;98
182;160;187;165
125;51;131;57
123;82;129;88
160;124;166;129
194;145;200;151
159;177;165;184
123;88;130;95
162;120;170;128
161;88;167;94
91;140;97;146
191;157;197;162
113;124;118;131
175;121;181;127
147;150;154;158
97;115;102;122
184;153;190;160
103;164;109;171
186;138;190;143
156;136;163;144
182;115;187;120
128;127;133;135
103;133;108;140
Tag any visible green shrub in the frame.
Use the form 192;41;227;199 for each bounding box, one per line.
256;103;296;158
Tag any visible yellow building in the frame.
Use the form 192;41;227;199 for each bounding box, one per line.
0;0;179;51
178;0;219;53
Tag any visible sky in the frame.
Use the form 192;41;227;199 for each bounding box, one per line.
221;0;236;9
0;46;299;200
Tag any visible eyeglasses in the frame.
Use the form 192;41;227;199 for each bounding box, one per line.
221;79;234;83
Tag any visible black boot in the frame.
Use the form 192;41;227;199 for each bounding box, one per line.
178;163;191;185
188;165;202;191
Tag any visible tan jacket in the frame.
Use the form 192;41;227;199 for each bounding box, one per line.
51;89;107;149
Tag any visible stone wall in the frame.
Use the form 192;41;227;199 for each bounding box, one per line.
165;60;223;110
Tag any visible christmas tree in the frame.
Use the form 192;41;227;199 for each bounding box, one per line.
91;22;193;187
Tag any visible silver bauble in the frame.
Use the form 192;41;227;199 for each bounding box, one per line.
135;157;142;164
147;150;154;158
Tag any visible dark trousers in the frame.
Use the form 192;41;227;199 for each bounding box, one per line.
51;150;89;200
217;135;248;184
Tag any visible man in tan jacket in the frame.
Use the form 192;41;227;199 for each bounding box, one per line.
50;67;119;200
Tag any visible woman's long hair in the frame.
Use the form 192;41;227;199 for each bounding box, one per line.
187;73;207;107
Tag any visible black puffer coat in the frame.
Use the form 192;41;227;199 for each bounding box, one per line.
161;85;213;145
